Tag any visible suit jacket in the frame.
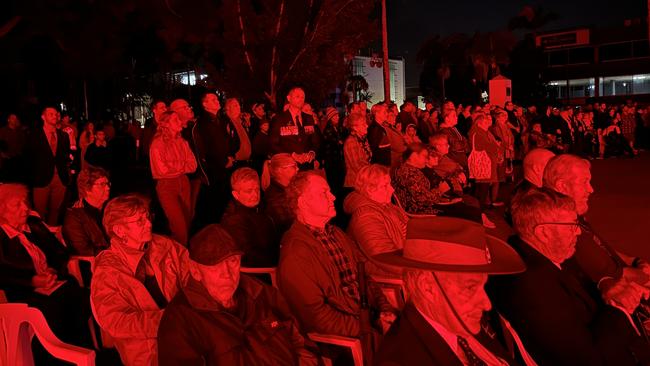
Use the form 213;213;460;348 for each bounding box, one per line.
375;303;518;366
24;127;71;187
269;111;321;156
192;112;239;185
486;236;650;366
367;121;391;167
0;215;69;299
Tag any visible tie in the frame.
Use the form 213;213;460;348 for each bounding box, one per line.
294;113;302;127
457;336;487;366
48;130;57;155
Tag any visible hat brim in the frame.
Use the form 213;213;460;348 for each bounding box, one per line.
371;234;525;274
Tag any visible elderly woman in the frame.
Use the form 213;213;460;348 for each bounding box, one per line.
343;164;407;278
491;110;515;180
150;110;197;245
91;194;189;366
63;166;110;255
221;167;280;267
438;109;469;170
428;133;467;195
469;113;505;208
393;143;489;225
343;113;371;188
0;183;90;349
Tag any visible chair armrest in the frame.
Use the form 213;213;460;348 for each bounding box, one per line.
67;256;95;288
307;333;363;366
240;267;277;288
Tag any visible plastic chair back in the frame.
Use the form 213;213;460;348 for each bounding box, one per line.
0;303;95;366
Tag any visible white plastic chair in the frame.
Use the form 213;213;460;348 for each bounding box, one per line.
307;332;363;366
67;255;95;288
0;303;95;366
240;267;278;288
369;275;407;310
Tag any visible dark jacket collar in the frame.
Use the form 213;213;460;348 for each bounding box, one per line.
183;275;263;312
402;302;463;365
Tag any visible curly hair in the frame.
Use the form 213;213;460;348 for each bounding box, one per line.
284;171;321;216
103;194;150;240
77;166;109;199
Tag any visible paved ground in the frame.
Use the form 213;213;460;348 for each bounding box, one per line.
586;152;650;260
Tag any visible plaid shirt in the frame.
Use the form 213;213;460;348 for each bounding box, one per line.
305;224;360;302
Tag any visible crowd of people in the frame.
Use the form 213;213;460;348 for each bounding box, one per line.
1;89;650;366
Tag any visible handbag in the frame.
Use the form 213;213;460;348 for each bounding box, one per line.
468;133;492;180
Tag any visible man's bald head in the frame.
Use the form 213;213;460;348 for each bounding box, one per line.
523;148;555;187
170;99;194;126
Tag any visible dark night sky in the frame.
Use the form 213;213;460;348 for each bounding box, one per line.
387;0;647;86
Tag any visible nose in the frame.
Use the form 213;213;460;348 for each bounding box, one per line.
587;183;594;194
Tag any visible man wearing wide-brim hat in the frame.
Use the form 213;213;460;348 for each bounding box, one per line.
373;216;531;366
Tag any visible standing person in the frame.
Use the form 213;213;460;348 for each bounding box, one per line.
469;113;504;208
141;100;167;165
224;98;253;166
91;194;190;366
0;113;27;181
192;92;238;224
251;119;271;174
249;102;267;139
321;107;346;198
25;106;72;226
78;121;95;168
343;113;372;189
84;129;112;171
367;103;392;167
150;111;197;246
170;98;201;221
490;110;515;181
269;87;321;170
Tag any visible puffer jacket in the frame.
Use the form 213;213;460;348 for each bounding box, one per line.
343;191;407;278
278;222;393;338
90;234;190;366
158;275;320;366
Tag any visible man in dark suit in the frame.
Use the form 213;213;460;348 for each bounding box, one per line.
269;87;321;170
487;187;650;366
192;92;239;224
24;106;72;225
373;217;530;366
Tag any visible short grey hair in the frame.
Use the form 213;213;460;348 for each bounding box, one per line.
542;154;590;191
511;187;576;240
354;164;390;194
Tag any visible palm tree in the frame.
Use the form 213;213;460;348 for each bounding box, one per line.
508;5;560;38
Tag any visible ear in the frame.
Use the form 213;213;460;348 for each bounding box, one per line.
232;190;240;202
112;224;124;240
416;272;437;303
533;224;552;244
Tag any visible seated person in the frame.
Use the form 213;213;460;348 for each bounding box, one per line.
63;166;110;256
343;164;408;279
0;183;91;348
278;172;396;341
604;118;635;157
487;188;650;365
264;153;298;235
428;133;467;195
158;224;319;366
91;194;190;366
374;217;528;365
393;143;485;224
221;167;280;267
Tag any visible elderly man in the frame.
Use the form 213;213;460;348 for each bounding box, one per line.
278;172;396;344
264;153;299;235
373;217;528;365
367;103;392;167
170;98;201;219
343;113;372;188
488;187;650;365
542;154;650;318
157;224;319;365
221;167;279;267
269;87;321;169
224;98;252;163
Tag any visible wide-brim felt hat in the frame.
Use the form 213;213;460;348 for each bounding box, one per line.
372;216;525;274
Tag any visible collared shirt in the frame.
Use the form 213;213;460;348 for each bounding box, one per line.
0;223;49;275
304;223;360;301
415;305;508;366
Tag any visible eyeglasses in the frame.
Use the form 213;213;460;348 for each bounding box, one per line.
534;221;581;232
123;213;153;226
93;181;111;188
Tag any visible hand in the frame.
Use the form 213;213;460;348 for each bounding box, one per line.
601;276;650;314
225;156;235;168
32;272;56;289
438;181;451;193
458;173;467;184
379;312;397;334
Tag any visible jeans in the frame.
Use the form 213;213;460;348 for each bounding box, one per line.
156;175;191;245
